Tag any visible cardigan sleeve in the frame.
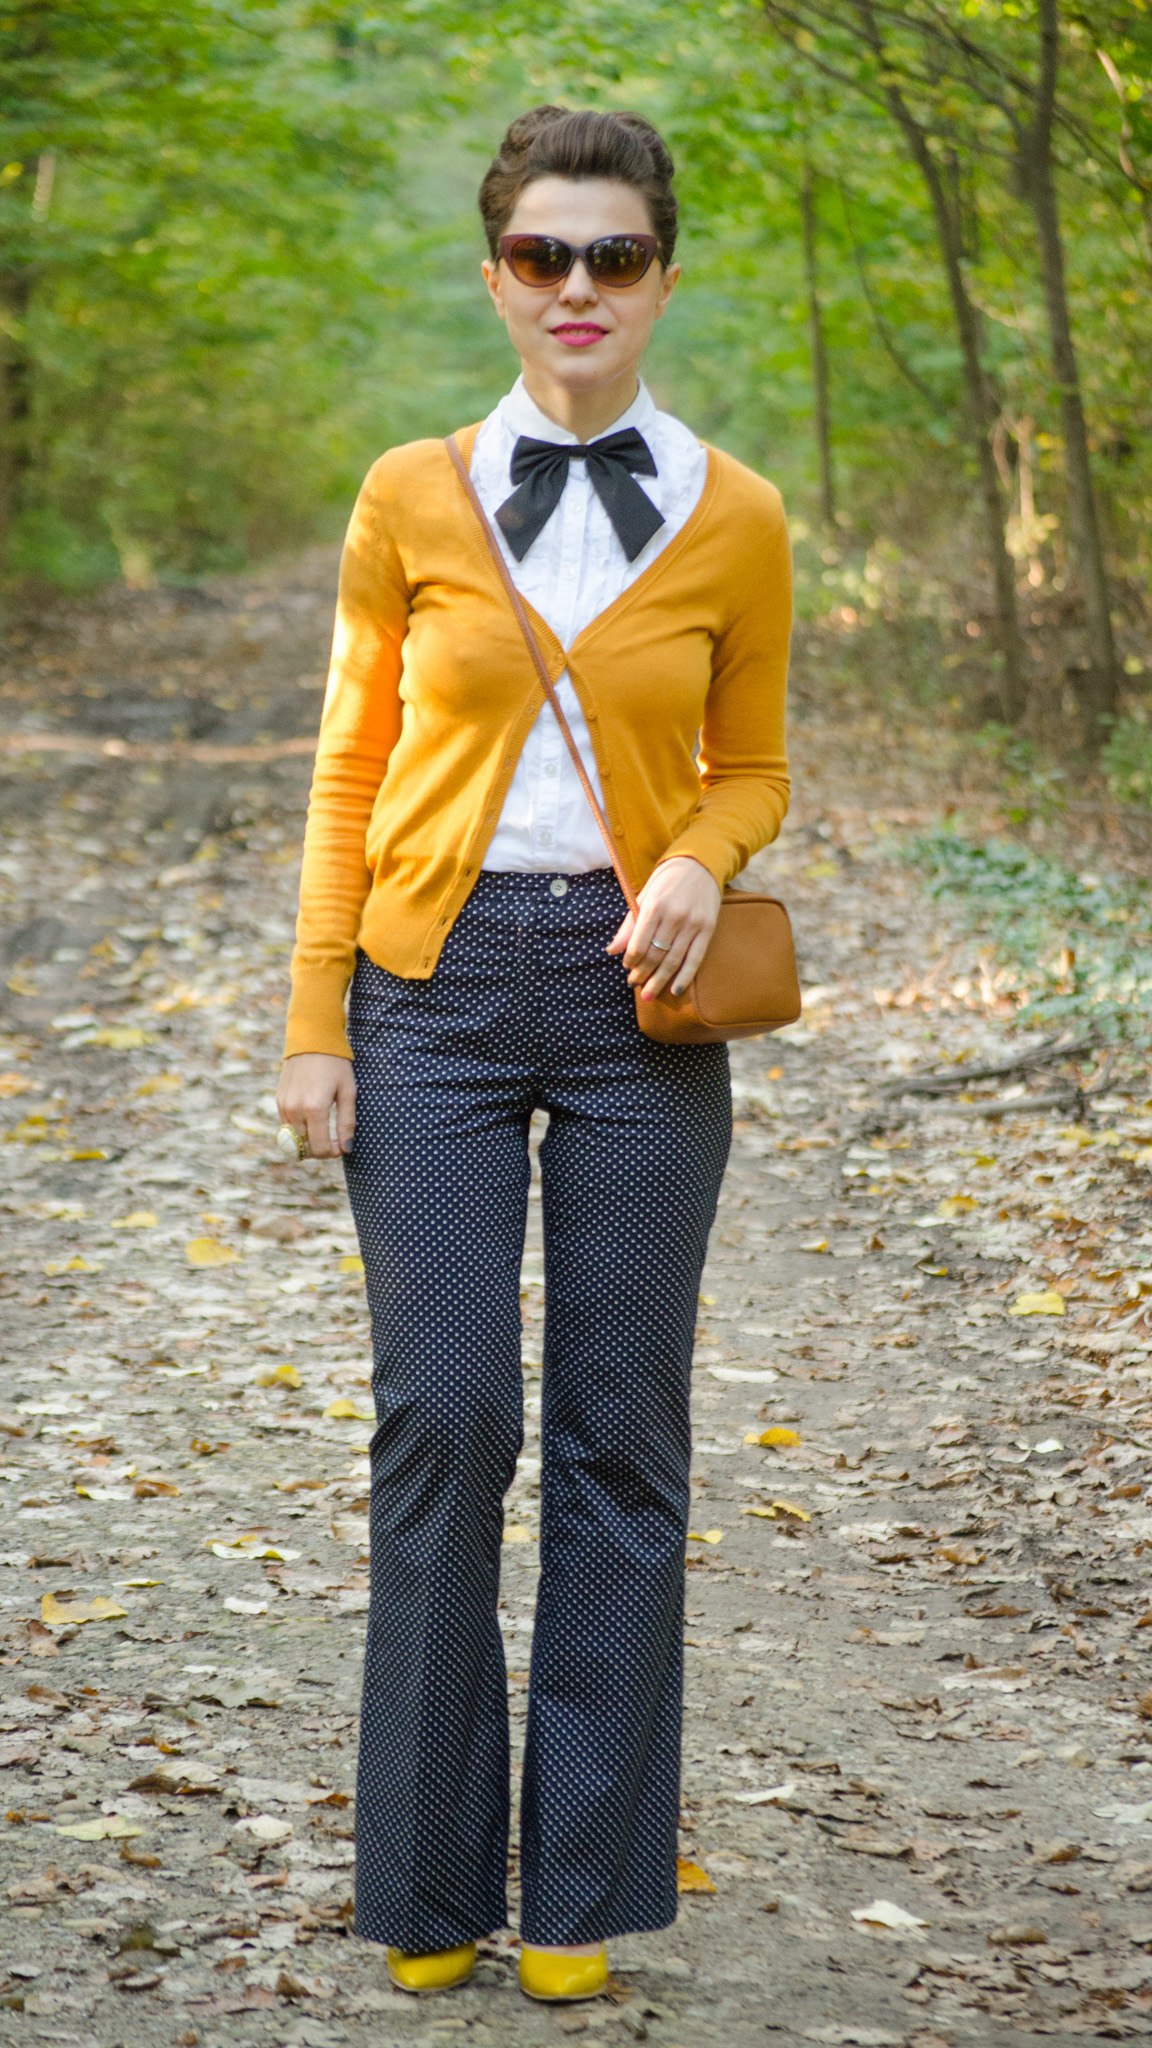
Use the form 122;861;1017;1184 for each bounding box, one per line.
283;461;411;1060
657;475;792;888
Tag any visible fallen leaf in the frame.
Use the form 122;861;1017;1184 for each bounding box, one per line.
127;1758;221;1795
185;1237;240;1267
223;1596;268;1616
749;1427;802;1448
771;1499;811;1523
1093;1799;1152;1824
688;1529;724;1544
40;1593;127;1627
110;1212;158;1230
234;1814;294;1845
676;1856;717;1893
988;1924;1047;1946
133;1476;179;1498
709;1365;779;1383
937;1196;977;1217
338;1254;364;1276
802;1238;830;1254
208;1540;299;1562
1009;1289;1065;1317
323;1397;373;1420
54;1814;143;1841
741;1505;777;1519
136;1073;181;1096
851;1898;927;1930
732;1782;797;1805
503;1525;533;1544
86;1026;152;1049
255;1364;301;1389
44;1255;101;1275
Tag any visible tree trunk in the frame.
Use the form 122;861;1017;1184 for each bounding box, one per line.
800;157;835;529
0;264;32;566
856;33;1026;724
1021;0;1117;740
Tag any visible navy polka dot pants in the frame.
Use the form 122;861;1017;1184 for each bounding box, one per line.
343;869;731;1951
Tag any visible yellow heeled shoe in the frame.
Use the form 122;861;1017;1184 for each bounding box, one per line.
386;1941;477;1993
518;1943;609;2003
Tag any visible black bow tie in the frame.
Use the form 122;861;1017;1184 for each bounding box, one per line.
496;427;664;563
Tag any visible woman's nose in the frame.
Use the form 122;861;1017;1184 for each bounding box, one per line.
557;259;598;306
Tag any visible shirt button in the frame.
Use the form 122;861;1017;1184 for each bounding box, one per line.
538;829;553;846
543;761;558;778
550;878;568;898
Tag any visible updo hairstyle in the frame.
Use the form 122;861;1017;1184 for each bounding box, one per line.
478;106;678;267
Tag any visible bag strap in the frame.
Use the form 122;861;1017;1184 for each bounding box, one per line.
444;433;641;919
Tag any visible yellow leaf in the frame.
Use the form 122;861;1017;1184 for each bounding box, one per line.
111;1211;158;1230
136;1072;182;1096
676;1856;717;1893
1009;1289;1065;1317
87;1026;152;1049
741;1505;777;1519
339;1253;365;1276
208;1539;300;1561
503;1525;534;1543
937;1195;977;1217
185;1236;239;1267
68;1148;109;1161
134;1476;179;1498
755;1427;802;1448
44;1255;101;1275
256;1363;302;1388
41;1593;127;1627
698;1293;716;1306
323;1396;372;1420
0;1072;34;1097
688;1529;723;1544
770;1499;811;1522
54;1814;143;1841
801;1238;829;1254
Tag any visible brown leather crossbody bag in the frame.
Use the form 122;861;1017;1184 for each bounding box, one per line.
445;435;801;1045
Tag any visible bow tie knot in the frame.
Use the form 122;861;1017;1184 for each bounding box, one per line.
496;427;664;563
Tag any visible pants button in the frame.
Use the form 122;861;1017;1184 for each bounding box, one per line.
549;878;569;897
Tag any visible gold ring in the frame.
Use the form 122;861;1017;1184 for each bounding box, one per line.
276;1123;308;1162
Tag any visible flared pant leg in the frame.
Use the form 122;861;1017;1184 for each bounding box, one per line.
343;904;534;1953
343;870;730;1951
520;886;731;1942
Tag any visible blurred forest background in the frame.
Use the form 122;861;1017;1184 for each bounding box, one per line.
1;0;1150;785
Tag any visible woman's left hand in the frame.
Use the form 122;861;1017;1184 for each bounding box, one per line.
607;855;722;1002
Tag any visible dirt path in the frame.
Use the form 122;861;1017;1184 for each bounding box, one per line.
2;556;1152;2048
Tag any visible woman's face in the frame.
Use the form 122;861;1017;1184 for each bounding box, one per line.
482;176;679;401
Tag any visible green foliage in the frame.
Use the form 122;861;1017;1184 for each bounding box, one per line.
909;828;1152;1038
0;0;1150;642
1103;710;1152;806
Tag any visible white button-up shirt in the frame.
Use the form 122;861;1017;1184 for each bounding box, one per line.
474;375;708;873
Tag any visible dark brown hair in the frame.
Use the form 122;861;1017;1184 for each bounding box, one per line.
479;105;678;268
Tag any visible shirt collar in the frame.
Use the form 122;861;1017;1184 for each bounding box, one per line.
497;373;658;449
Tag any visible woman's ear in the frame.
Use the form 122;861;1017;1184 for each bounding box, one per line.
481;258;507;323
653;262;681;322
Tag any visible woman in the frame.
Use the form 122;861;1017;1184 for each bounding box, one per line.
277;105;791;2004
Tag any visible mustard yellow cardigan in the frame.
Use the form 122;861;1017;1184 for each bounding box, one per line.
285;424;792;1059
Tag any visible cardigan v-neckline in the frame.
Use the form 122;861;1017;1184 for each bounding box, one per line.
447;425;722;673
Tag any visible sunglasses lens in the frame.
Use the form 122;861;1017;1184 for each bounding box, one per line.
505;236;570;286
586;237;652;285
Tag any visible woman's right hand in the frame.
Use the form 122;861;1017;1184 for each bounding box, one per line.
276;1054;357;1159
